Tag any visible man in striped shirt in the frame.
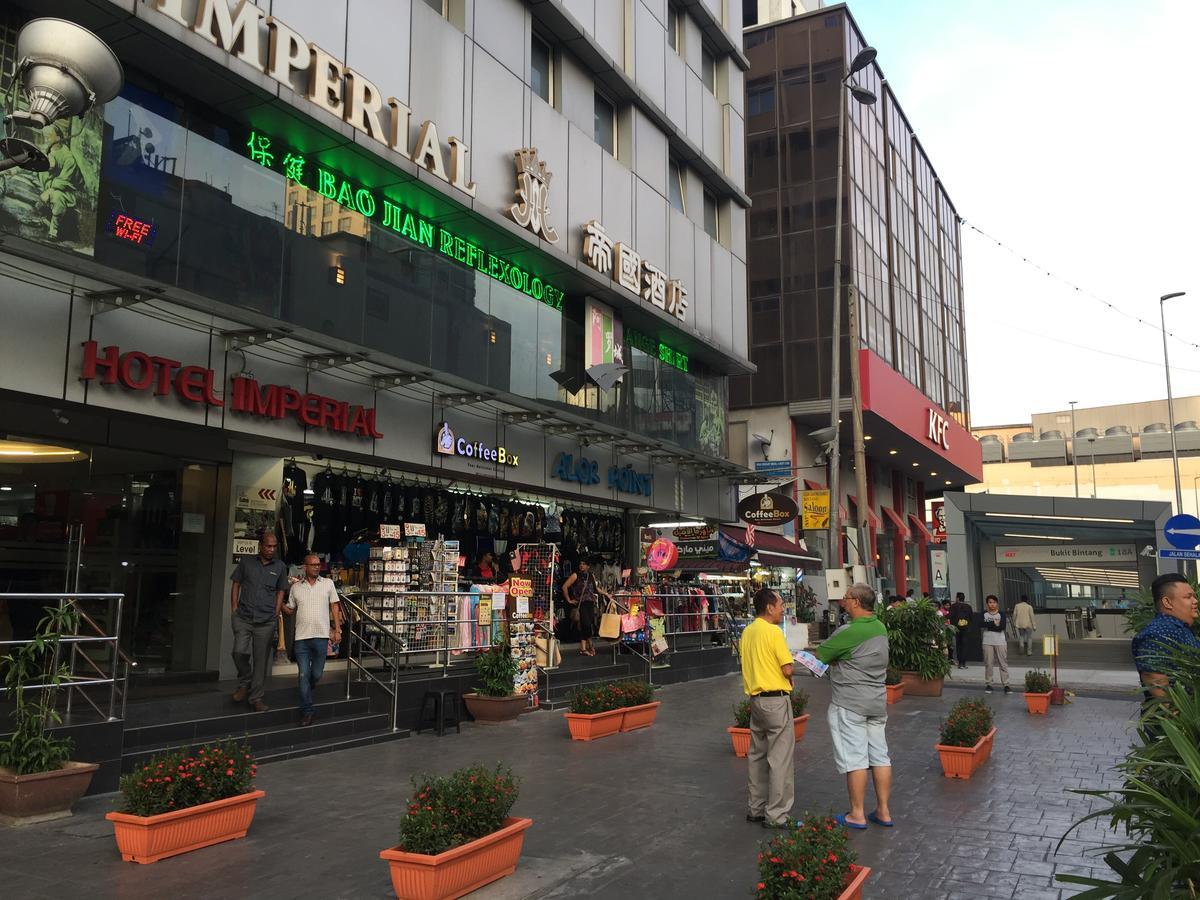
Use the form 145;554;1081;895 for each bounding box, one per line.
283;554;342;726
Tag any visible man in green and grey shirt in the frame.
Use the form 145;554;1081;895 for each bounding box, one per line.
815;583;893;829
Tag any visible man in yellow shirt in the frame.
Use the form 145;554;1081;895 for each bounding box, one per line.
739;588;795;828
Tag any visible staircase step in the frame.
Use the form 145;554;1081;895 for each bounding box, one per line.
255;726;408;765
123;696;372;751
121;712;399;772
123;680;359;728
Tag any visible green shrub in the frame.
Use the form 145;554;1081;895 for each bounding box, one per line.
117;740;255;816
399;764;518;856
885;667;903;686
733;698;752;728
1024;669;1053;694
0;605;78;775
473;642;517;698
879;599;953;681
1057;646;1200;897
568;679;654;714
754;811;857;899
791;689;810;718
938;697;994;748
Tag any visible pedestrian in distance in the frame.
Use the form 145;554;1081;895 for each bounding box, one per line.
814;583;893;830
949;591;973;669
1012;594;1037;656
739;588;796;829
282;554;343;726
981;594;1010;693
230;529;289;712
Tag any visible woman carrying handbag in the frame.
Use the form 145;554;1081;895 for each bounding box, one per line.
561;559;609;657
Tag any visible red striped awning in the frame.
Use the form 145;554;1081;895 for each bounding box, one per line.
881;506;910;539
803;479;824;491
846;495;881;530
908;513;935;543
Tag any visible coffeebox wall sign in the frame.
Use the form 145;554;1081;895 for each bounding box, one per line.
737;491;799;527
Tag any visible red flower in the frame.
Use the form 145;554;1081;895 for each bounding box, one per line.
828;853;838;862
756;884;765;891
226;769;234;776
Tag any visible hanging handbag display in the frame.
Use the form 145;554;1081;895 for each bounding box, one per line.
621;611;647;634
598;600;622;639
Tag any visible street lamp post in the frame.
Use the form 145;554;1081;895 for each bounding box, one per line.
1069;401;1079;498
1160;291;1187;517
826;44;877;574
1088;437;1098;499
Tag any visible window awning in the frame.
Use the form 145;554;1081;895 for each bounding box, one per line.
846;495;881;530
803;479;824;491
881;506;910;539
908;513;935;544
720;525;824;569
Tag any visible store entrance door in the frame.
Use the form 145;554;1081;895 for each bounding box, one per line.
0;438;221;694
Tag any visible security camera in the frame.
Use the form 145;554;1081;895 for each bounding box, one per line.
50;407;69;425
1140;544;1156;558
0;18;123;173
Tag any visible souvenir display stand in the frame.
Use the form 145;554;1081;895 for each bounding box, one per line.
515;543;560;707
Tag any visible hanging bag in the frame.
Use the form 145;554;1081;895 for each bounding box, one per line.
621;610;647;634
599;600;622;640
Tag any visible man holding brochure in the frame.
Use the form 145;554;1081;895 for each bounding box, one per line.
814;583;894;830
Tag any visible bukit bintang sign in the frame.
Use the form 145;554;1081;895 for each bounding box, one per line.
79;342;383;438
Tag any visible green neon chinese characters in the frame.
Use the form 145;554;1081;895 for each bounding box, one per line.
245;132;562;310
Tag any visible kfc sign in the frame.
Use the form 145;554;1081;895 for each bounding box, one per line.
80;342;382;438
927;409;951;450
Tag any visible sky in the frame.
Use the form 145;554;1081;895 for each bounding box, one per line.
840;0;1200;426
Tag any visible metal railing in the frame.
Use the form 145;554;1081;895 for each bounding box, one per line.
0;592;134;723
609;590;731;684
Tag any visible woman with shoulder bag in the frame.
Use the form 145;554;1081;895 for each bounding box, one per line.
562;559;606;656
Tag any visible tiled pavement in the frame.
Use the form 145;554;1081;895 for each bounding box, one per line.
0;672;1136;899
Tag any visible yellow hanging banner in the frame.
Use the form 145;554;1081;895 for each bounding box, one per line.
801;490;830;530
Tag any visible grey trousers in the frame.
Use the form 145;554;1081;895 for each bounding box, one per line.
232;614;276;703
983;643;1009;686
1017;628;1034;655
747;694;795;825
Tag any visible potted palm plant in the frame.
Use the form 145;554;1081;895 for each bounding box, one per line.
935;698;996;779
754;811;871;899
0;604;99;826
379;763;530;899
462;642;525;724
1023;669;1053;715
885;667;904;705
105;739;262;863
880;599;952;696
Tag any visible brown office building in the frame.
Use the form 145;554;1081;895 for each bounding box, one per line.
729;3;981;595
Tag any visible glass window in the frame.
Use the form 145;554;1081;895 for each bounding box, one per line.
668;159;686;213
701;46;716;93
594;91;616;155
531;33;553;104
667;4;681;54
746;134;778;194
703;190;718;240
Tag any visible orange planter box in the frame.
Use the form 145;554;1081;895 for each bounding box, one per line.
564;708;624;741
935;728;996;779
886;683;904;705
840;864;872;900
727;716;809;757
106;790;265;864
619;701;661;732
1024;691;1052;715
379;816;532;900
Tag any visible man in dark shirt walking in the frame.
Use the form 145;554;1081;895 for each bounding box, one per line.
231;529;289;712
949;592;973;669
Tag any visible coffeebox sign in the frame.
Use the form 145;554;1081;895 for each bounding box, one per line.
737;491;799;527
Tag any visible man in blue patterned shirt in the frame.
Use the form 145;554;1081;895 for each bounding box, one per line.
1131;573;1200;701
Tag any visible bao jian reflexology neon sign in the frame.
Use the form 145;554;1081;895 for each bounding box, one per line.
244;132;564;311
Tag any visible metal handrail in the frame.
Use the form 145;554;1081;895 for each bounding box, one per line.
0;592;131;723
340;594;403;732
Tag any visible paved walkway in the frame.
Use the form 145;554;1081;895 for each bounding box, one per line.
946;660;1140;694
0;673;1138;899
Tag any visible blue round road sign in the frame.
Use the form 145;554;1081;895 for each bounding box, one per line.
1164;513;1200;550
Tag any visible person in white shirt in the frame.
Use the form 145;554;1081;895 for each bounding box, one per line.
283;554;342;726
1011;595;1037;656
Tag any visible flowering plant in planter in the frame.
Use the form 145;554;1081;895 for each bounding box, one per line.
398;764;518;856
791;689;809;718
1024;670;1053;694
938;698;994;748
755;812;859;899
117;740;256;816
733;698;752;728
567;679;653;715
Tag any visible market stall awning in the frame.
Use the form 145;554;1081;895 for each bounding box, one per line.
721;525;824;569
908;513;935;544
846;495;881;530
669;558;749;573
881;506;910;539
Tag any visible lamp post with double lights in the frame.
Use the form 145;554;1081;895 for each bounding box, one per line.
1159;291;1187;517
826;44;877;574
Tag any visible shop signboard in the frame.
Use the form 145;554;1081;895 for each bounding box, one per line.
754;459;793;476
584;298;623;369
737;491;798;527
581;220;688;322
434;421;519;467
551;451;652;497
801;490;830;530
639;525;717;562
232;483;276;561
930;500;946;541
508;577;533;597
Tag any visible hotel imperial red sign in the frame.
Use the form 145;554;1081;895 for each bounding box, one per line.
80;341;382;438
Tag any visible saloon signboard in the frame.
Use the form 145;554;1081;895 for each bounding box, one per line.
737;492;799;527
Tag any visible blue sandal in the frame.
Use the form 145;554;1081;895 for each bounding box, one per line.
835;813;868;830
868;811;894;827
